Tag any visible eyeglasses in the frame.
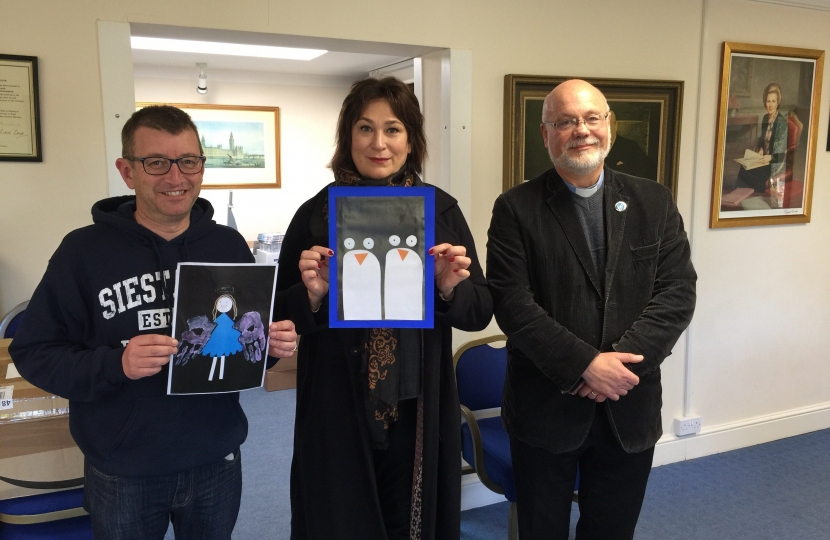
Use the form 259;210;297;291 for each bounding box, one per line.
125;155;206;175
543;112;610;133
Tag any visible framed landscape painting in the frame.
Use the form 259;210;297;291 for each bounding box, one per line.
136;103;280;189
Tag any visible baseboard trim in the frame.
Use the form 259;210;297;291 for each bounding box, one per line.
461;402;830;510
654;401;830;466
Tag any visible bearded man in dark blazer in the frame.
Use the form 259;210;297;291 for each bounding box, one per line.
487;79;696;540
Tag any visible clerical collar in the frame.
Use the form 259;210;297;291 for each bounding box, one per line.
563;170;605;198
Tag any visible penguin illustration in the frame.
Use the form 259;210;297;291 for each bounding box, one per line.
383;234;424;320
342;237;382;320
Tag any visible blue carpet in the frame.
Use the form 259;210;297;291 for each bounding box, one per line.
461;429;830;540
159;390;830;539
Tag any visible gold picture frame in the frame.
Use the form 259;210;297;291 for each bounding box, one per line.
503;75;683;198
710;42;824;228
136;103;281;189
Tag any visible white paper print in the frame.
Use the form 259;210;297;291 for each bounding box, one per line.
384;235;424;319
0;386;13;410
342;237;383;320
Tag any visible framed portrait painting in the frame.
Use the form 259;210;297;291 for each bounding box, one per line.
503;75;683;199
710;42;824;228
136;103;281;189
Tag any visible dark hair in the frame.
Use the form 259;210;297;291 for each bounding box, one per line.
330;77;427;175
121;105;203;157
762;83;783;108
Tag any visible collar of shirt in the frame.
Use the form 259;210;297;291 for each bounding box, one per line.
563;170;605;198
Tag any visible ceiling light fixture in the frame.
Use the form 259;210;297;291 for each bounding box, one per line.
131;37;327;61
196;63;207;94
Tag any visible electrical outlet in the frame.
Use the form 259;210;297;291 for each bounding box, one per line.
674;416;702;436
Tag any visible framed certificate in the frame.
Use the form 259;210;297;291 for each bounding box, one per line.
0;55;41;161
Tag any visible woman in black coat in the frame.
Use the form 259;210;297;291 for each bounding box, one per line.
276;77;493;540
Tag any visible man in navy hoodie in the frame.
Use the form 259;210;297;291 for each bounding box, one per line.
10;105;298;539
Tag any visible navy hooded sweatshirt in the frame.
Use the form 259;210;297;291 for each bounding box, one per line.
10;196;256;477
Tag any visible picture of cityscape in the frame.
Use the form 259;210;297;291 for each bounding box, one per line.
194;120;266;169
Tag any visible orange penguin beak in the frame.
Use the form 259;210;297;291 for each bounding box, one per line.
398;249;408;261
355;253;368;265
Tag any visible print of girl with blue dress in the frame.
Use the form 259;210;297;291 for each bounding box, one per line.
202;293;243;381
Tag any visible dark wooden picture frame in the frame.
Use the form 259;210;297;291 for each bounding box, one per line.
503;75;683;198
0;54;42;162
710;42;824;228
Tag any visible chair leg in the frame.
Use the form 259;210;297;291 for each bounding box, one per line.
508;501;519;540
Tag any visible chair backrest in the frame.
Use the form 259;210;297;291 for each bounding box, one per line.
784;110;803;184
0;301;29;339
454;335;507;411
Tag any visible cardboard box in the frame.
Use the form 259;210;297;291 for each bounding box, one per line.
0;338;84;500
264;348;297;392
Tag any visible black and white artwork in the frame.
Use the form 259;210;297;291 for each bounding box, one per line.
328;186;435;329
167;263;277;395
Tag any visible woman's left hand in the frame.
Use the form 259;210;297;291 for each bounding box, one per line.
430;243;471;301
268;320;298;358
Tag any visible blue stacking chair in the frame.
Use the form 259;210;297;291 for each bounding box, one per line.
0;301;28;339
455;335;577;540
0;487;90;540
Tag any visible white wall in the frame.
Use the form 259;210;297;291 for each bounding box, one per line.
1;0;830;470
134;73;350;240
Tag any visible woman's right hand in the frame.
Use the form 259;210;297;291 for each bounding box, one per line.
300;246;332;311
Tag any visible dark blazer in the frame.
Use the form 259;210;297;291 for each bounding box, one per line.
487;168;696;454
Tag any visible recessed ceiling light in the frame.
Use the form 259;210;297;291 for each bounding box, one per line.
131;37;327;61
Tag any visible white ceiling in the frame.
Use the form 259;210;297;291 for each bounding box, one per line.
130;23;441;81
131;48;411;78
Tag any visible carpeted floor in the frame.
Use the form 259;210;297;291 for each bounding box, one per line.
461;428;830;540
164;388;830;539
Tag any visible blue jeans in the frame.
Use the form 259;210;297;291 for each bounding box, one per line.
83;450;242;540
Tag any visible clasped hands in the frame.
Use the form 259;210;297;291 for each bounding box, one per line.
299;243;471;310
572;352;643;402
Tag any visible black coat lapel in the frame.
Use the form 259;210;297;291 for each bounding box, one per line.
604;170;628;296
545;172;602;297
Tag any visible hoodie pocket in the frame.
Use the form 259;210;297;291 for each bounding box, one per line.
106;399;146;455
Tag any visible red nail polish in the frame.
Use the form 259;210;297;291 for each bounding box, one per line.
317;263;321;268
328;250;334;256
449;257;455;262
453;269;458;273
428;248;434;255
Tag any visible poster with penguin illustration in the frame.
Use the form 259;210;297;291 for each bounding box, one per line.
328;186;435;329
167;263;278;395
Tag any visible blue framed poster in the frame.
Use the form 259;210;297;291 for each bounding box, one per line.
328;186;435;329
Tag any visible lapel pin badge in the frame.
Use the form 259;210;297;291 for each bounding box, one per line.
615;201;627;212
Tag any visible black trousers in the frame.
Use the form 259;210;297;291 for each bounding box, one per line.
372;398;417;540
511;405;655;540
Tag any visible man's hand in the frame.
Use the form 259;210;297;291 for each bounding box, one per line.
300;246;331;311
581;352;643;401
122;334;177;380
571;381;607;402
268;320;298;358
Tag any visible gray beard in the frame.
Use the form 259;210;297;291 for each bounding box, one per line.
549;137;610;177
